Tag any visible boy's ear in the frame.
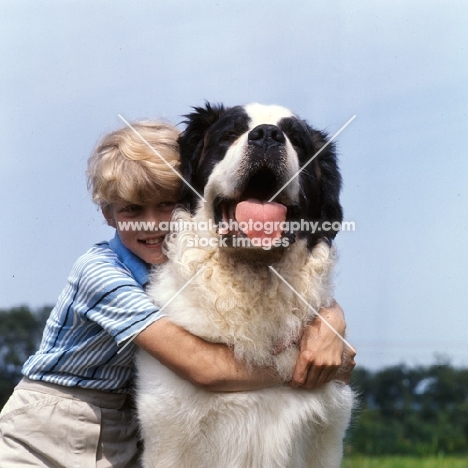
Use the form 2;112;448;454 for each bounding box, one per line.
102;205;116;228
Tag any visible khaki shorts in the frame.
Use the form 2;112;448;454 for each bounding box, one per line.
0;378;142;468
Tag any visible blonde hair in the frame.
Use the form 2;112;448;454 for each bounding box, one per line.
87;121;181;207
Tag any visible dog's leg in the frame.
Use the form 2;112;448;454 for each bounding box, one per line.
302;425;346;468
302;386;354;468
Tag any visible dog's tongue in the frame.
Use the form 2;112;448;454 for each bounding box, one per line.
235;199;287;240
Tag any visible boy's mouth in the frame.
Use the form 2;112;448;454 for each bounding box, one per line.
138;236;165;246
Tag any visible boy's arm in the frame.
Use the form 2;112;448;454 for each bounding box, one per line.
134;302;355;392
290;301;356;389
134;318;283;392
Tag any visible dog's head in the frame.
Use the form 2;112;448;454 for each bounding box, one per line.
177;102;343;251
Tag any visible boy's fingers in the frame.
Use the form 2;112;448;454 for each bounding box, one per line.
305;361;342;389
289;355;308;388
335;353;357;384
291;351;351;389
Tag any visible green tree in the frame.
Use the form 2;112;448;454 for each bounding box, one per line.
347;363;468;456
0;306;51;408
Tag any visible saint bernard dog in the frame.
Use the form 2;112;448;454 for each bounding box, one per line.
136;103;354;468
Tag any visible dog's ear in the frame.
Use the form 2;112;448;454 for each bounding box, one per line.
303;127;343;248
177;102;227;210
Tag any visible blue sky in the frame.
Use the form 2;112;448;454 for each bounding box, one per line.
1;0;467;369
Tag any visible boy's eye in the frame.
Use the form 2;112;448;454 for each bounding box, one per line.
158;202;176;212
121;204;142;213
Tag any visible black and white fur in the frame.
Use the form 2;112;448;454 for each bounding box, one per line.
136;103;354;468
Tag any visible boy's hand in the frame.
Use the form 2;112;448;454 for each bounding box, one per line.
289;302;356;389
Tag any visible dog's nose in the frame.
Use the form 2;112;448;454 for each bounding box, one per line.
248;124;285;148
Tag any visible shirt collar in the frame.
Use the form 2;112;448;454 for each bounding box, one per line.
109;233;150;286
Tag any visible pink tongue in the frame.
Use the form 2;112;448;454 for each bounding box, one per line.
235;199;287;240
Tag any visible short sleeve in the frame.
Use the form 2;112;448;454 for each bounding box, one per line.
73;257;162;346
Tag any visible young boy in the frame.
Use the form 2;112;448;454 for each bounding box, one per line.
0;121;355;467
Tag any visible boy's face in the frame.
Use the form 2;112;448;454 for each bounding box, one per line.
103;199;176;265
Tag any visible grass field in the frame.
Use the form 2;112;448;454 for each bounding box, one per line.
342;456;468;468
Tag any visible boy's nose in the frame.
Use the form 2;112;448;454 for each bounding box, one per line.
145;208;172;226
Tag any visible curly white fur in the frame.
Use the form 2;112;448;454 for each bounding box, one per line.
136;209;354;468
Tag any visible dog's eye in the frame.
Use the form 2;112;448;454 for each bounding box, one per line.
280;119;305;151
286;133;304;152
221;131;238;142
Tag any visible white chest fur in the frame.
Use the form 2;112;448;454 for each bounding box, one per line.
136;210;353;468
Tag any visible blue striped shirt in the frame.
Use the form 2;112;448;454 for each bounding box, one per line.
22;233;162;392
